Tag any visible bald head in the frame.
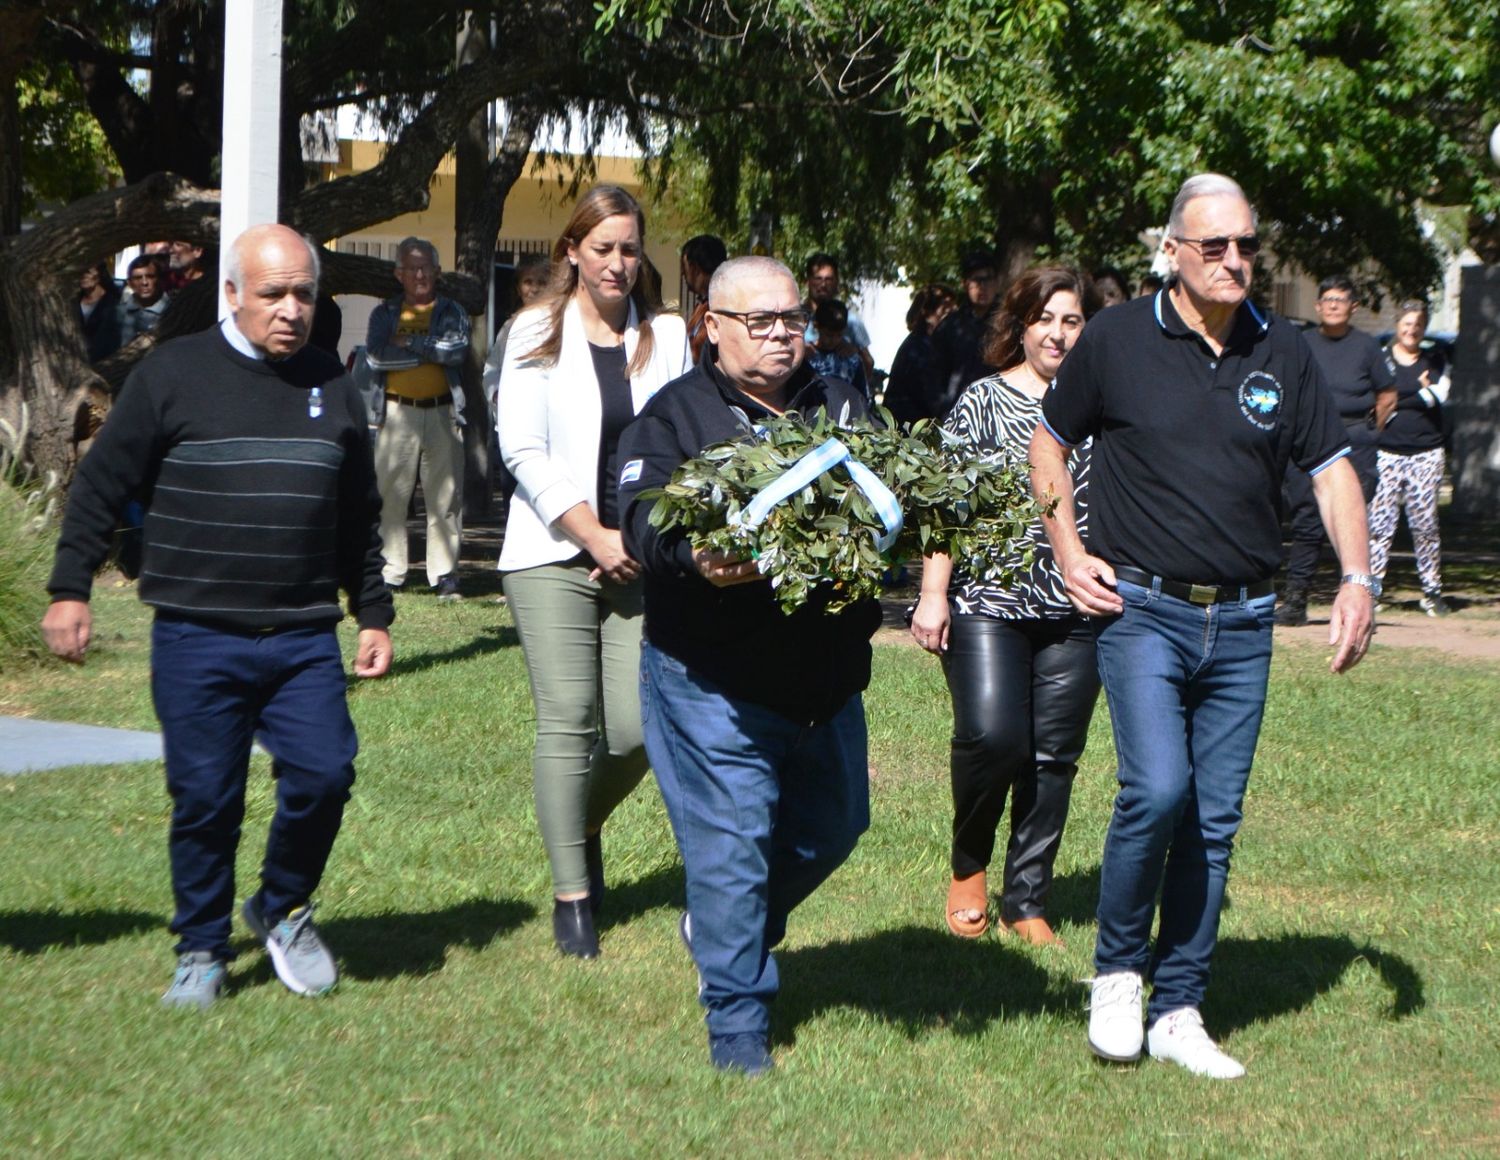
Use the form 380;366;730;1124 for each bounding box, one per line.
704;256;806;401
224;224;321;358
224;225;321;292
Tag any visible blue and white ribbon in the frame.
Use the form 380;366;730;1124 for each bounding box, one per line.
735;437;904;553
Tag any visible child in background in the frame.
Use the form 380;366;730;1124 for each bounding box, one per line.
808;299;871;405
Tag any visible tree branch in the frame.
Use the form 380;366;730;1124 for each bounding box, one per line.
4;172;220;273
320;250;486;314
51;21;154;180
288;57;556;239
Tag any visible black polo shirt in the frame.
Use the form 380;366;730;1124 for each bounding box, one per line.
1303;327;1395;424
1041;290;1348;584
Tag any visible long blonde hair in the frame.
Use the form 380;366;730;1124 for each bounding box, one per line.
523;185;661;376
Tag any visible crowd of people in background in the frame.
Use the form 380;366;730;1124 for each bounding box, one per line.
47;171;1458;1083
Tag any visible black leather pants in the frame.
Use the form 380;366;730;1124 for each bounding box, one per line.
943;614;1101;922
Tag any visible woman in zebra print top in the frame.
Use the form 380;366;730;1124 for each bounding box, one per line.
910;265;1103;945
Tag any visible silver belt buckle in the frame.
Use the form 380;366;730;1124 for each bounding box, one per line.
1188;583;1218;605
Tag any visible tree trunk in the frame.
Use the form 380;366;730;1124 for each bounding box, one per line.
1448;264;1500;522
991;176;1057;290
0;5;45;239
452;100;542;515
2;25;552;481
0;173;223;478
0;275;104;486
454;12;493;515
0;65;21;239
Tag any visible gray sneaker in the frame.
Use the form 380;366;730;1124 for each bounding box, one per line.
242;897;338;996
161;950;227;1009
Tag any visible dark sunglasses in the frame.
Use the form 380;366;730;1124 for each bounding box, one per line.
1174;234;1261;261
712;308;812;338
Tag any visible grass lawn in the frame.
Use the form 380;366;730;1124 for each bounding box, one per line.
2;583;1497;1157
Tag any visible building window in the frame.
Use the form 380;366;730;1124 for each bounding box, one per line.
495;238;551;265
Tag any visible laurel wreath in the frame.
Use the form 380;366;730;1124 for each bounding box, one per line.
642;408;1051;614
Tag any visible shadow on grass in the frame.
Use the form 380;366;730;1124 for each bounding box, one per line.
596;863;687;931
1045;862;1102;928
378;624;518;681
234;897;535;984
1209;935;1424;1034
0;908;161;954
770;926;1423;1051
775;926;1073;1047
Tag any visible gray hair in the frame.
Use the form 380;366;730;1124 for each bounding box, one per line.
223;225;322;292
707;255;796;306
1167;173;1258;236
396;237;439;268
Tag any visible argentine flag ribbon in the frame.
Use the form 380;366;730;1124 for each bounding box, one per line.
735;437;904;554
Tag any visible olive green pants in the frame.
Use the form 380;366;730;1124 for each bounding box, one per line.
503;561;648;896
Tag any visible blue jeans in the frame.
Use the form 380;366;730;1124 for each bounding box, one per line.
151;615;358;956
641;643;870;1038
1091;578;1276;1021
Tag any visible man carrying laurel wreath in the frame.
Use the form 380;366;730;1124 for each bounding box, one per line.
617;256;880;1077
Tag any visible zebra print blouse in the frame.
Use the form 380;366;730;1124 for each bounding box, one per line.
943;372;1090;620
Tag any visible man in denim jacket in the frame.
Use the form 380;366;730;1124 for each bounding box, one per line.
365;237;472;598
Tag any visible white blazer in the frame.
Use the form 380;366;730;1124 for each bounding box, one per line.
497;297;690;571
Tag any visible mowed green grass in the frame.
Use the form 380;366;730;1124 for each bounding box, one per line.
2;586;1496;1157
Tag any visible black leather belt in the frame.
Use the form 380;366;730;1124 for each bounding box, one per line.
385;391;452;409
1113;566;1275;606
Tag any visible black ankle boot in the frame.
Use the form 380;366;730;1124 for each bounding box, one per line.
1274;587;1308;627
585;831;605;916
552;898;599;959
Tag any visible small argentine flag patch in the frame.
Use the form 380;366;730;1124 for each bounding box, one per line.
619;459;644;485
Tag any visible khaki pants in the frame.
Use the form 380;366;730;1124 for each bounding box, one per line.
503;562;648;896
375;401;463;586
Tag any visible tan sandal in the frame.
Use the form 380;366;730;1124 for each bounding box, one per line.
1002;916;1062;946
946;872;989;938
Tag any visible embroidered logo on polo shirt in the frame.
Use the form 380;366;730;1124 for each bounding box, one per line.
1237;371;1282;431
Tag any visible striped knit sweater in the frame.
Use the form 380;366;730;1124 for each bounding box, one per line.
49;327;394;632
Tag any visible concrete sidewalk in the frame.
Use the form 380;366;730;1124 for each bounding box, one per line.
1;716;163;775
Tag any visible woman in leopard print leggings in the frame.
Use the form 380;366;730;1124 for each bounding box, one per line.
1369;301;1450;616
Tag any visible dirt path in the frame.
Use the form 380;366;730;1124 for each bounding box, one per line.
1277;599;1500;660
876;594;1500;661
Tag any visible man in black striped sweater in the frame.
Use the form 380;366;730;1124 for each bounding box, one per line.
43;224;394;1009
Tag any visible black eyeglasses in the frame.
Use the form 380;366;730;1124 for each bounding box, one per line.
712;308;812;338
1173;234;1261;261
1318;294;1354;305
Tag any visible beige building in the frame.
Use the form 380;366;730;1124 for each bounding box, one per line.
327;140;694;357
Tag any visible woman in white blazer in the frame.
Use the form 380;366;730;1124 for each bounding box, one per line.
498;185;690;959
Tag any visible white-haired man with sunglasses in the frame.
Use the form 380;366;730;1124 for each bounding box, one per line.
616;256;880;1077
1030;173;1375;1079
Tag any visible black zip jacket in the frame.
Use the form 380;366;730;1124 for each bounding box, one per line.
618;351;882;725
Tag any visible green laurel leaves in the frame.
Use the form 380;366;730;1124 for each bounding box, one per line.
644;408;1051;614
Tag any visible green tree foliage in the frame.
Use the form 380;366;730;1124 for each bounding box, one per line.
16;60;118;215
609;0;1500;295
6;0;1498;476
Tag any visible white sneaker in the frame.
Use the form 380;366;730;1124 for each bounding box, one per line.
1087;971;1144;1061
1146;1007;1245;1079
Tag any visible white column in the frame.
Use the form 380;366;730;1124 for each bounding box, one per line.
219;0;284;319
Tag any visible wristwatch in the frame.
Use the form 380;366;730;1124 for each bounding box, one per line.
1341;573;1383;598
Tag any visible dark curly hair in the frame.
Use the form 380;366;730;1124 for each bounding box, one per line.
981;265;1100;370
